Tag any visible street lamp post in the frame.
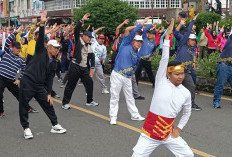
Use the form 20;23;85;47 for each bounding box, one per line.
151;1;154;24
71;0;74;14
7;0;10;27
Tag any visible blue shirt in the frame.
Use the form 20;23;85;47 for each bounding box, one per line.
114;24;143;78
174;20;196;69
139;25;157;60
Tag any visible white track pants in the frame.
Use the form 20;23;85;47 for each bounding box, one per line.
109;71;140;120
94;66;107;90
132;133;194;157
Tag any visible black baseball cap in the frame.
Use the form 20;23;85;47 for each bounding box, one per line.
148;30;156;35
83;31;94;38
12;41;21;49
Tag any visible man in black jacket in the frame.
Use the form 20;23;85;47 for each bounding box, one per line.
62;13;98;109
19;11;66;139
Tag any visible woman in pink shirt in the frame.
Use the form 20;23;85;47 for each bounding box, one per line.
218;26;227;52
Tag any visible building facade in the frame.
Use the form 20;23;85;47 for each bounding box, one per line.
0;0;230;26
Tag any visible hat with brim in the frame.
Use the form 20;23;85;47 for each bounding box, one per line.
83;31;94;38
147;30;156;35
98;34;105;39
188;34;197;40
47;40;61;48
133;35;143;42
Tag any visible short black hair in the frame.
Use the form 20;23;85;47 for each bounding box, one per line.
178;12;186;18
22;37;28;45
137;30;143;36
168;61;182;67
12;41;21;49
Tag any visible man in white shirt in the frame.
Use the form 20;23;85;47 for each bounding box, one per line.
132;19;193;157
91;27;109;94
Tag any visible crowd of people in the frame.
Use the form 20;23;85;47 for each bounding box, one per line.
0;9;232;156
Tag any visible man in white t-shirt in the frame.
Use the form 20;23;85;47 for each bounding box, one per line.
91;27;109;94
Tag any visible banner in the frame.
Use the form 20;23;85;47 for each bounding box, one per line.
32;18;37;23
19;18;28;23
11;17;18;21
31;0;44;11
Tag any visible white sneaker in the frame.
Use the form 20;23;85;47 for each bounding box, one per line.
53;94;60;99
86;101;99;106
62;104;71;110
110;119;117;125
50;124;67;134
102;89;109;94
24;128;33;139
131;115;145;121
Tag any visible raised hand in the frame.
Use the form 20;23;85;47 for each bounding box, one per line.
193;13;199;21
124;19;129;25
98;26;105;31
52;23;57;29
16;26;23;33
82;13;90;21
142;16;151;25
86;25;91;31
40;11;47;23
165;18;174;39
95;26;105;33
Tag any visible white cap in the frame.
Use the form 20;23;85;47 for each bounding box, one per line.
189;34;197;40
47;40;61;48
133;35;143;41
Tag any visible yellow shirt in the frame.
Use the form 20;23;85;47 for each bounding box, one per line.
26;25;37;56
189;8;194;19
16;33;28;60
26;39;36;56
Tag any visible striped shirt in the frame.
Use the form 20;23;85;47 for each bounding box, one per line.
0;32;26;80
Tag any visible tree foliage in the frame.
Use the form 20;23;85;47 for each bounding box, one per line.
195;12;221;32
73;0;138;36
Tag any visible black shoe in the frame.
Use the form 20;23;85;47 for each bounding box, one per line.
135;96;145;100
192;104;202;111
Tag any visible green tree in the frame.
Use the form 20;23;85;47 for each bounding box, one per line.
195;12;221;32
73;0;138;36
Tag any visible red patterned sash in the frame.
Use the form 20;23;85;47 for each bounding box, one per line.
141;111;175;141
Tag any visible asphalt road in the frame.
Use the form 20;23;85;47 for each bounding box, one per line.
0;74;232;157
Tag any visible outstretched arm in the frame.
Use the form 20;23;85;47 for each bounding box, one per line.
179;14;198;45
116;19;129;36
174;19;185;41
35;11;46;54
155;19;174;86
124;16;151;45
124;26;136;37
142;24;153;39
74;13;90;42
4;26;23;54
